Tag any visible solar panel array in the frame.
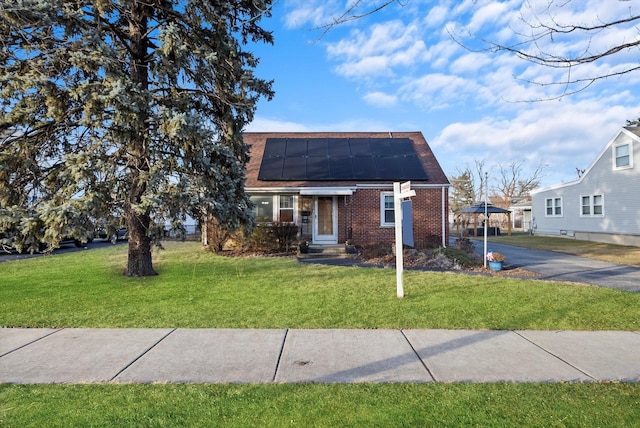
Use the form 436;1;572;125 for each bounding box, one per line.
258;137;429;181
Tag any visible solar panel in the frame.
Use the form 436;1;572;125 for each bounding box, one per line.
257;137;429;181
307;138;329;157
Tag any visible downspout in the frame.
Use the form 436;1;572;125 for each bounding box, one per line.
442;186;447;248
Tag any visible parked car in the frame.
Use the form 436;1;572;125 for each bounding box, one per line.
94;227;128;242
59;235;93;248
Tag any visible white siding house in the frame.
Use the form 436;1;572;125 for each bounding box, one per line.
530;126;640;246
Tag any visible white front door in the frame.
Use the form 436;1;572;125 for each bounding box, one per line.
313;196;338;244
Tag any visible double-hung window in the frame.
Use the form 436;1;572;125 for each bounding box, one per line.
279;195;294;222
381;192;395;226
581;194;604;217
581;196;591;216
614;142;632;169
545;197;562;217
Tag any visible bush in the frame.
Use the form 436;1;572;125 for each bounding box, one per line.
362;243;392;259
436;247;479;268
423;234;442;249
271;222;299;252
245;223;299;253
453;237;475;253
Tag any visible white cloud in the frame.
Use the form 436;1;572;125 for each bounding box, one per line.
363;91;398;107
424;4;449;28
450;52;492;74
327;20;427;78
398;73;479;110
245;118;312;132
247;116;398;133
432;98;638;186
282;0;342;29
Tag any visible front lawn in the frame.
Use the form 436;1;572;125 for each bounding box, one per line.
1;241;638;330
2;242;640;426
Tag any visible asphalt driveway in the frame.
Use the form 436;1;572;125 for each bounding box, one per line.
469;239;640;293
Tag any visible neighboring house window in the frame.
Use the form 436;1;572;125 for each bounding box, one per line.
250;195;274;222
581;196;591;216
381;192;395;226
279;195;294;222
613;142;632;169
580;195;604;217
593;195;604;215
545;197;562;217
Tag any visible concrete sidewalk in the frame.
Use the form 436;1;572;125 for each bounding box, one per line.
2;328;639;384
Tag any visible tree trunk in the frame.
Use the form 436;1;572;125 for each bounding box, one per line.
124;2;156;277
126;211;157;277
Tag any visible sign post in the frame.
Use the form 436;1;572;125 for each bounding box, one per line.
394;181;416;299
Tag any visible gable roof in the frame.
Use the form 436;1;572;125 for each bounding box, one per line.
243;131;449;188
531;126;640;194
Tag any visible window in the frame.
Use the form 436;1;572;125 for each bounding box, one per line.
545;197;562;217
381;192;395;226
614;142;632;169
279;195;294;222
250;195;274;223
580;194;604;217
593;195;603;215
581;196;591;216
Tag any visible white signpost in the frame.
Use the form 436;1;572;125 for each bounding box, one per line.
394;181;416;299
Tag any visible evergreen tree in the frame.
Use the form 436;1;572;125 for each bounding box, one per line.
0;1;274;276
449;169;476;213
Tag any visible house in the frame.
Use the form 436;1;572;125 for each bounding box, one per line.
243;132;450;248
508;199;533;232
530;126;640;246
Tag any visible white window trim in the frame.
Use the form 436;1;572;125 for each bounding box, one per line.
580;195;591;217
251;194;298;224
579;194;605;217
613;141;633;170
380;191;395;227
545;197;563;217
277;194;297;224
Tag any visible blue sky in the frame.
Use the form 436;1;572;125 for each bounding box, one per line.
246;0;640;188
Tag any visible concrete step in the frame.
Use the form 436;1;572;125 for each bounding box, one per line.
297;244;349;259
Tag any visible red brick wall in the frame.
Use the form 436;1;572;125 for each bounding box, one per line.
340;187;448;249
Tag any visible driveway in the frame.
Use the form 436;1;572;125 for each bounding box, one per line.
467;239;640;293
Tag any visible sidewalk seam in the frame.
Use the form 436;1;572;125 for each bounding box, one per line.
0;328;64;358
513;330;597;381
271;329;289;383
109;328;177;382
401;329;437;382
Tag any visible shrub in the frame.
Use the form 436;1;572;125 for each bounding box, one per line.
434;247;480;268
423;234;443;249
271;222;299;252
362;243;392;259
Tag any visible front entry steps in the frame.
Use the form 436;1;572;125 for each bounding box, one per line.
297;244;348;260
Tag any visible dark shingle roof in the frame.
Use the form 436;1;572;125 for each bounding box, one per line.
243;131;449;188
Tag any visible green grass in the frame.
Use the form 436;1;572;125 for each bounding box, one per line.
2;383;640;427
1;241;639;330
3;242;640;426
484;232;640;266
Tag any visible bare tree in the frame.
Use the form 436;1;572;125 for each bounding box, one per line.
494;161;546;209
472;1;640;99
312;0;401;39
319;1;640;99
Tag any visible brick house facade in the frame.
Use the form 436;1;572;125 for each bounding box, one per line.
243;132;450;249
